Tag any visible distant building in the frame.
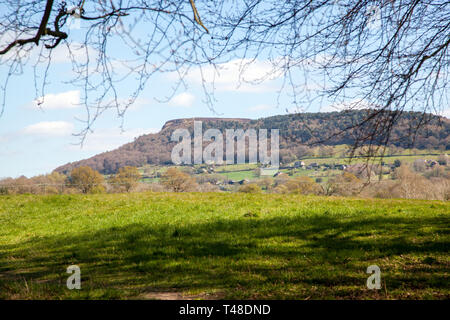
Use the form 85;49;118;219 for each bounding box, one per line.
228;179;249;185
240;179;249;185
294;161;306;168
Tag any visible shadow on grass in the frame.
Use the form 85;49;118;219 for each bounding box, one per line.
0;214;448;299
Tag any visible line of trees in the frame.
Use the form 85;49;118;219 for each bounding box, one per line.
1;162;449;200
0;166;144;195
241;165;449;201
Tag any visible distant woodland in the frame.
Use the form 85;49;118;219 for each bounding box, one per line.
54;110;450;175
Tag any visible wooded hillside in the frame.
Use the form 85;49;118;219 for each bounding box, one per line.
54;110;450;174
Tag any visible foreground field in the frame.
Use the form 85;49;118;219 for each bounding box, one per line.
0;193;448;299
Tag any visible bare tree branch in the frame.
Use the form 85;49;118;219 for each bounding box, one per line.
0;0;448;156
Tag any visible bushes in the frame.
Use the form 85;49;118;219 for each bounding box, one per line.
272;176;322;195
424;165;448;179
257;177;273;190
68;166;105;194
272;184;289;194
0;185;9;195
325;172;362;196
238;183;261;193
160;167;198;192
0;166;199;195
198;182;221;192
0;172;67;195
363;166;449;200
110;166;141;192
438;154;448;166
367;178;448;201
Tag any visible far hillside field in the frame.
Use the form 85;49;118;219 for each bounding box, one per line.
0;193;448;299
138;147;444;183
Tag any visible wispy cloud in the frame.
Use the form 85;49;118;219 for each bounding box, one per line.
51;42;98;64
23;121;74;137
168;58;283;93
169;92;195;108
30;90;80;110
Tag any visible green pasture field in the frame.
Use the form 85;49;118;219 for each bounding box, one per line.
216;170;258;181
0;193;448;299
135;149;443;184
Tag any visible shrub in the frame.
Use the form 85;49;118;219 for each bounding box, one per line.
365;167;449;200
30;172;66;194
272;184;289;194
69;166;105;194
238;183;261;193
0;185;9;195
0;174;68;195
283;176;322;195
257;177;273;190
438;154;448;166
160;167;198;192
424;165;448;179
324;172;361;196
110;166;141;192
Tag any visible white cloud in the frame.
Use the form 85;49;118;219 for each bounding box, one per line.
31;90;80;110
169;92;195;107
248;104;272;112
69;127;159;152
168;58;283;93
51;42;98;64
23;121;74;137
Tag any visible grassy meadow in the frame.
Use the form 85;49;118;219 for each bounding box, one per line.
0;192;448;299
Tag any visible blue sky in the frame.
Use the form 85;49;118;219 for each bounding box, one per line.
0;11;334;178
0;10;448;178
0;45;308;178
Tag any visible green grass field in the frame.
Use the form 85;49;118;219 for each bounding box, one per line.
0;193;448;299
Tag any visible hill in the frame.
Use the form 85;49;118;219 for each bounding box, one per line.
54;110;450;174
